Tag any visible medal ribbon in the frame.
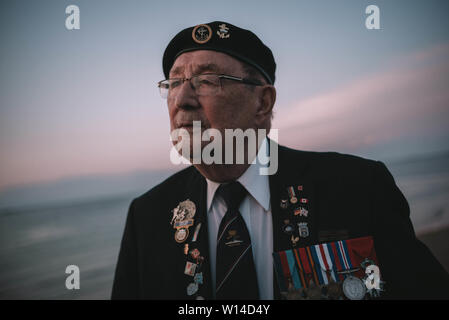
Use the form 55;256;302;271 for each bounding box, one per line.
305;247;320;285
287;186;295;199
279;251;293;289
272;252;288;292
285;250;302;289
298;248;314;285
293;248;307;288
314;244;330;285
337;240;353;270
329;242;345;280
309;246;325;285
322;243;339;282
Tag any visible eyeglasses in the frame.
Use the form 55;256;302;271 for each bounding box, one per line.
157;73;264;99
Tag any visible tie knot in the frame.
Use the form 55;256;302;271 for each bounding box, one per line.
217;181;247;211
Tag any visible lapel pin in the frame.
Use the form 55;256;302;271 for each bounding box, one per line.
298;222;309;238
287;186;298;204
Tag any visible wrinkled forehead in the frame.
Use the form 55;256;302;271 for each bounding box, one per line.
169;50;244;77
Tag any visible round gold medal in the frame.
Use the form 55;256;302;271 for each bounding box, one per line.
174;228;189;243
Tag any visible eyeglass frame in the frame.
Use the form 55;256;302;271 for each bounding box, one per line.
157;73;265;99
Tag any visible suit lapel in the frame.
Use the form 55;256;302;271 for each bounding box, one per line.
184;169;213;299
268;140;319;298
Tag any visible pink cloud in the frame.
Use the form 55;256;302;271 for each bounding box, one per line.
273;44;449;152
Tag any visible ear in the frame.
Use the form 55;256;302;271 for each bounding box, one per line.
255;85;276;128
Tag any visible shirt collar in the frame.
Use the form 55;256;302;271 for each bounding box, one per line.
205;137;270;212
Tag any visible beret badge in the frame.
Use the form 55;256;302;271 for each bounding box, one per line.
216;23;230;39
192;24;212;44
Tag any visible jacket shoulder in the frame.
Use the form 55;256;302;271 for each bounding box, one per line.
131;166;197;210
278;145;381;180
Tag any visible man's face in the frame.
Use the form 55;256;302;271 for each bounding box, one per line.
167;50;260;136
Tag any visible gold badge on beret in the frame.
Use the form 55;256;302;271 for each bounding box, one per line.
192;24;212;44
217;23;230;39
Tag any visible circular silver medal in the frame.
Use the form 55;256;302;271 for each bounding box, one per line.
187;282;199;296
342;275;366;300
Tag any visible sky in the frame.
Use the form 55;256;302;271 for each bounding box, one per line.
1;0;449;190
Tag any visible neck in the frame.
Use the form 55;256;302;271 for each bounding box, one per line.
193;163;250;183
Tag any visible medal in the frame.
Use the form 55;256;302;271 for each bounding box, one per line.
187;282;199;296
175;228;189;243
184;243;189;255
171;199;197;244
305;279;322;300
326;277;343;300
300;198;308;204
342;275;366;300
298;222;309;238
282;280;306;300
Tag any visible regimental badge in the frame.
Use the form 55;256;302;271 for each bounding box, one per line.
287;186;298;204
294;207;308;217
192;24;212;44
171;199;197;243
187;282;199;296
175;227;189;243
184;261;197;277
171;199;196;224
297;185;303;191
280;199;289;209
216;23;230;39
298;222;309;238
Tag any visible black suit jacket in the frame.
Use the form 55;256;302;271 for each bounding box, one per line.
111;143;449;299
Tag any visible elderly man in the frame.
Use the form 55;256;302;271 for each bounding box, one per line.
111;21;449;300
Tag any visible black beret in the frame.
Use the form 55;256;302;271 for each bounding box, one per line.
162;21;276;84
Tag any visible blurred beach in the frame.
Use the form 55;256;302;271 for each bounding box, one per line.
0;152;448;299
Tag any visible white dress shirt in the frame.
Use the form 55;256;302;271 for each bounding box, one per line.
205;140;273;299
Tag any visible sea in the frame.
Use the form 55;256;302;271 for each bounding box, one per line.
0;152;448;299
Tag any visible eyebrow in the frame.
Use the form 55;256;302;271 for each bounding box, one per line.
170;63;222;78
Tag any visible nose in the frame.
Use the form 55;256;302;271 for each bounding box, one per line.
170;79;200;111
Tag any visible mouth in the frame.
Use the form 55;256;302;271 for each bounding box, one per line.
175;120;208;130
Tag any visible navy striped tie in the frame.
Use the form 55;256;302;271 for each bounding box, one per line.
215;181;259;299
